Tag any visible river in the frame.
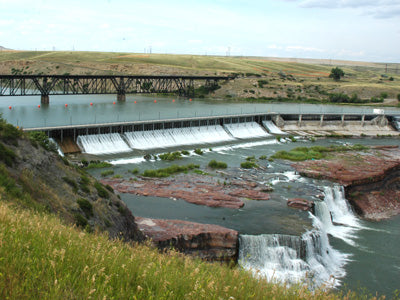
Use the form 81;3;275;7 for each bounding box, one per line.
1;94;399;296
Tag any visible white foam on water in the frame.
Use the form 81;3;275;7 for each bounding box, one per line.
109;156;146;165
263;120;287;135
77;133;131;155
239;230;348;289
223;122;271;139
213;139;279;153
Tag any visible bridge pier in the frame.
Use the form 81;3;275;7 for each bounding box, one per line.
117;93;126;102
41;94;49;104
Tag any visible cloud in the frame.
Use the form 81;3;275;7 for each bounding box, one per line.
286;45;325;52
289;0;400;18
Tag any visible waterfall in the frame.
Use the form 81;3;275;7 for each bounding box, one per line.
223;122;271;139
311;186;362;246
77;133;131;155
238;186;358;289
123;125;234;150
262;120;287;135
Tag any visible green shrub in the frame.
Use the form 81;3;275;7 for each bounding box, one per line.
158;151;182;161
289;135;297;142
397;94;400;101
28;131;57;153
77;198;93;218
74;213;88;228
181;150;190;155
0;142;16;166
0;118;22;145
143;153;152;160
329;93;349;103
240;161;258;169
380;92;388;99
194;148;203;155
101;170;114;177
259;155;267;160
208;160;227;169
94;182;109;198
245;156;256;161
258;79;268;88
62;177;78;191
80;175;90;185
130;168;139;175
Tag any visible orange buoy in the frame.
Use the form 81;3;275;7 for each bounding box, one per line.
134;101;137;104
154;100;157;103
65;104;68;107
38;105;41;108
189;98;192;102
8;106;11;109
90;102;93;106
113;101;116;105
172;99;175;103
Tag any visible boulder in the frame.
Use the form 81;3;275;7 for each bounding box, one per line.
287;198;315;213
136;217;238;262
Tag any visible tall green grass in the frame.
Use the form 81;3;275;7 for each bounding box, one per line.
0;202;348;299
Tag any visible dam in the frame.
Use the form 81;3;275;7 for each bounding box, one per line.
23;112;400;154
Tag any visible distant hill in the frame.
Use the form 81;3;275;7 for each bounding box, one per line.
0;45;12;51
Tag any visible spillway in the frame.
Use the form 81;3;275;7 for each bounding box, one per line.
77;133;131;155
124;125;234;150
223;122;271;139
262;120;287;135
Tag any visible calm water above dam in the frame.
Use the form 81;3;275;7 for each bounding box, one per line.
1;94;399;296
1;94;400;128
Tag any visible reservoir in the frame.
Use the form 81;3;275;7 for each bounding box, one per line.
1;94;399;296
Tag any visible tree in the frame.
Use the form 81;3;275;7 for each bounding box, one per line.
329;67;345;80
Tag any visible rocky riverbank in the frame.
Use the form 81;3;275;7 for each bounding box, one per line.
293;146;400;220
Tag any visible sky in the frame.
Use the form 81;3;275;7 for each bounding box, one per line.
0;0;399;63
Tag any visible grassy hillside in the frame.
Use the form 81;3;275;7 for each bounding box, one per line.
1;200;362;299
1;51;399;104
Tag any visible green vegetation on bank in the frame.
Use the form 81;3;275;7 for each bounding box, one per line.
271;144;369;161
142;163;200;177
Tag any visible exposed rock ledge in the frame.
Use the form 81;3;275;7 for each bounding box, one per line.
102;173;270;209
293;146;400;221
136;217;238;262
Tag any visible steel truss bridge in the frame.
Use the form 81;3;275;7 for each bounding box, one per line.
0;74;231;103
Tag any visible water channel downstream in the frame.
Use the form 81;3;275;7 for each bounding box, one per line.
1;94;400;296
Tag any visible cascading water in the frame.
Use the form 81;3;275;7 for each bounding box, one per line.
124;125;234;150
223;122;271;139
77;133;131;155
238;185;359;289
262;120;287;135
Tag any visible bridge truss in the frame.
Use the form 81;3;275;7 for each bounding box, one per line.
0;74;230;103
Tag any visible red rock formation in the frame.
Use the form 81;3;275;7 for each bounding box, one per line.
136;217;238;262
293;146;400;220
287;198;315;213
